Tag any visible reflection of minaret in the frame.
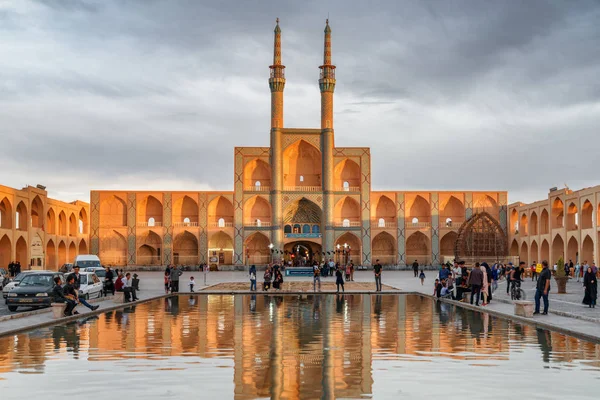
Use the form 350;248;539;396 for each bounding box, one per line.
320;19;336;255
270;18;285;254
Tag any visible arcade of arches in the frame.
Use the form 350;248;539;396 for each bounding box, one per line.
510;185;600;267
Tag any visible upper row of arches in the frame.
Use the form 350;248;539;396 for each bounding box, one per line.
511;198;598;235
0;195;87;235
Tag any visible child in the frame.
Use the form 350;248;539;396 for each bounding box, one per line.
433;278;442;298
419;270;426;286
164;271;170;294
188;276;195;292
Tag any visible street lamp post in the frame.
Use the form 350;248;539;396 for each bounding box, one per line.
343;243;348;265
336;244;341;265
268;243;274;264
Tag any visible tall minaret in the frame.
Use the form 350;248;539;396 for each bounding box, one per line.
270;18;285;257
320;19;336;257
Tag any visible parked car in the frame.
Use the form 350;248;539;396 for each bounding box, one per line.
3;271;37;299
73;255;101;270
59;263;74;273
5;272;65;312
84;266;107;279
77;271;103;299
0;269;9;290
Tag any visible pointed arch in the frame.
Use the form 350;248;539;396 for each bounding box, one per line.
58;211;67;236
173;195;199;225
455;212;507;262
520;241;528;265
46;208;56;234
138;195;163;226
581;200;593;230
374;195;396;225
244;159;271;189
208;231;234;265
552;198;564;229
567;236;578;264
372;231;396;265
510;208;519;234
551;234;564;265
0;235;11;268
100;194;127;226
137;230;162;265
530;240;539;264
473;194;499;217
68;241;76;261
334;158;360;190
69;213;77;236
406;195;430;224
244;196;271;225
207;196;234;225
16;201;28;231
284;198;322;224
173;231;199;265
334;232;362;263
334;196;360;225
540;208;549;235
283;139;322;187
520;213;528;236
99;230;126;266
406;231;430;265
440;231;458;257
530;211;538;236
46;238;56;269
244;232;270;265
15;236;27;264
440;195;465;224
567;202;578;231
58;241;67;266
31;195;43;229
78;207;88;234
0;197;13;229
540;239;550;263
79;239;88;255
510;239;519;257
581;235;593;266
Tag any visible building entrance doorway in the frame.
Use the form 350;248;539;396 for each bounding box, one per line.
283;241;322;266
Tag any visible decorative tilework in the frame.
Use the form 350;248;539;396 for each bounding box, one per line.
234;149;244;264
499;192;508;233
397;193;406;265
163;193;172;265
199;193;207;263
431;193;440;266
282;193;323;209
282;134;320;151
90;191;100;255
127;193;136;265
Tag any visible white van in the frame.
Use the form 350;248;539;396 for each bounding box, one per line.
73;254;102;270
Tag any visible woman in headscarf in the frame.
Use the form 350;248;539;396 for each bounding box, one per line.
479;262;489;306
583;266;597;308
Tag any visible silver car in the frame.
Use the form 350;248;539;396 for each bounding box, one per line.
2;271;37;299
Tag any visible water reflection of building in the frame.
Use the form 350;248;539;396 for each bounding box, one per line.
1;295;600;398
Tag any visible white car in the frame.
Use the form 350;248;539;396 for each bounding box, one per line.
77;272;104;300
3;272;37;299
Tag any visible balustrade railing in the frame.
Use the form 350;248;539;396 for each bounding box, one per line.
137;222;163;227
208;221;234;228
371;220;397;229
244;185;271;192
173;222;199;227
284;186;321;192
336;186;360;192
334;220;361;227
245;221;272;227
406;221;431;228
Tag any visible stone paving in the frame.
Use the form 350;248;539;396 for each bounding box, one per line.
203;281;397;292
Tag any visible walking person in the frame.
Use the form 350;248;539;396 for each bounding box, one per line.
313;263;321;292
373;259;382;292
491;264;499;293
583;266;597;308
419;270;426;286
575;262;582;282
468;264;484;306
412;259;419;278
335;266;345;293
169;265;183;293
164;270;170;294
531;262;538;281
249;265;257;291
534;261;551;315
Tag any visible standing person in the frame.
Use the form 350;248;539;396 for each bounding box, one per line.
575;262;582;282
163;270;170;294
479;263;489;306
169;265;183;293
534;261;551;315
249;265;257;291
345;263;351;281
335;266;345;293
468;264;484;306
531;262;538;281
188;276;195;292
104;266;115;295
583;266;597;308
349;261;355;281
439;264;450;282
591;261;598;277
419;270;426;286
15;261;21;275
273;270;283;291
412;260;419;278
452;262;462;287
483;262;492;302
8;261;13;277
506;263;514;294
491;264;499;293
328;259;335;277
313;263;321;292
71;267;99;311
203;263;208;286
373;259;382;292
433;279;442;298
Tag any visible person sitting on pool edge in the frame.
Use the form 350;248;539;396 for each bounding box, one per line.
52;276;77;316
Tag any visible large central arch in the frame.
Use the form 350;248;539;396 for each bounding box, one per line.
454;212;507;263
283;140;322;187
372;232;396;265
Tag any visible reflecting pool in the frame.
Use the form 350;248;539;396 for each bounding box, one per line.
0;294;599;399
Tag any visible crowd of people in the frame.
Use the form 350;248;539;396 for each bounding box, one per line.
7;261;22;277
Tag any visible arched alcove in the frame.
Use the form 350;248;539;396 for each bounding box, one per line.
15;236;27;264
334;232;361;263
137;231;162;265
0;197;13;229
283;140;322;187
440;195;464;226
530;211;538;236
333;159;360;190
244;196;271;225
552;198;564;229
551;234;564;265
581;200;593;230
0;235;11;267
100;195;127;226
440;231;458;257
530;240;538;264
31;196;43;229
334;197;360;225
58;211;67;236
244;232;270;265
372;232;396;265
173;231;199;265
406;231;430;265
520;213;528;236
374;196;396;227
138;195;163;226
244;159;271;189
46;208;56;234
99;230;127;266
406;195;430;225
69;213;77;236
208;196;234;226
174;195;199;225
540;209;549;234
520;241;528;265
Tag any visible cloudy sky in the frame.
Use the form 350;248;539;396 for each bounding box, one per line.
1;0;599;204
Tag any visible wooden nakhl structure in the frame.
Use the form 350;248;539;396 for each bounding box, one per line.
454;211;508;265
